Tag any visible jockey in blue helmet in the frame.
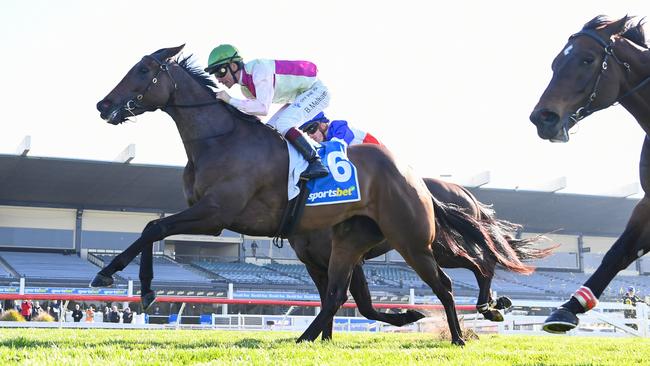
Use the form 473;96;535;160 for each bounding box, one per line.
300;112;382;147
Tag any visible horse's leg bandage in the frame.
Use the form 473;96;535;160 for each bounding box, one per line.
572;286;599;311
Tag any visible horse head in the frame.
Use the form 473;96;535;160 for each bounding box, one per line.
529;15;647;142
97;45;186;125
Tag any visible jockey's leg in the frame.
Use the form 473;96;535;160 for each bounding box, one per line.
268;81;330;180
285;128;328;179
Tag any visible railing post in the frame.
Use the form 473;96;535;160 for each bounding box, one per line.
637;302;648;337
175;302;186;330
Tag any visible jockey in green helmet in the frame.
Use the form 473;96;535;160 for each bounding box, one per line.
205;44;329;180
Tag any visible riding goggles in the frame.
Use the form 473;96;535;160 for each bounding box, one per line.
207;63;229;78
302;122;320;135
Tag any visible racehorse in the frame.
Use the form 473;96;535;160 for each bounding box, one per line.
529;15;650;333
290;178;553;339
92;45;500;345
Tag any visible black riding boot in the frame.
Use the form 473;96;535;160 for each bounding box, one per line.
285;127;328;179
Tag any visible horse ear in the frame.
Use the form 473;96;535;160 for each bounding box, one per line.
602;15;630;38
152;44;186;61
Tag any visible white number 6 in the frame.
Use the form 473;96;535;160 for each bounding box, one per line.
327;151;352;182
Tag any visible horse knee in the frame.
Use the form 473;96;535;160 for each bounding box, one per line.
141;219;165;241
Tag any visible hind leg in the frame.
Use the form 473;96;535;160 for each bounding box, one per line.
472;268;504;322
304;264;333;340
297;217;384;342
350;265;426;326
400;246;465;346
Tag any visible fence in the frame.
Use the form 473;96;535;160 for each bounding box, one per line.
1;292;648;337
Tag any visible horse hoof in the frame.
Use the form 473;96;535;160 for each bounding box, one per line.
495;296;512;310
90;273;114;288
296;335;315;343
406;309;426;323
482;309;504;322
141;291;157;311
451;338;466;347
542;308;579;334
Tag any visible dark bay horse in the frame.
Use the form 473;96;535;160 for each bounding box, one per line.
529;15;650;333
93;45;499;345
290;178;553;339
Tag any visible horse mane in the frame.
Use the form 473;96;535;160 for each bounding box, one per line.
174;55;262;124
583;15;648;49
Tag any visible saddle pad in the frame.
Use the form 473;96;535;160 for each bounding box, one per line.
306;140;361;206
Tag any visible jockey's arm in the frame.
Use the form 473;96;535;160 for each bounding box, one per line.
327;120;355;146
227;63;274;116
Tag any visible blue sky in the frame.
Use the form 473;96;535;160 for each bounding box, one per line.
1;0;648;197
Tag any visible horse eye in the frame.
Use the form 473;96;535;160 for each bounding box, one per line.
582;57;594;65
139;66;149;74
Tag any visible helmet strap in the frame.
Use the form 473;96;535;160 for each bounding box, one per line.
228;61;241;84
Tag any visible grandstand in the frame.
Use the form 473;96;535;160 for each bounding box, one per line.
0;153;646;311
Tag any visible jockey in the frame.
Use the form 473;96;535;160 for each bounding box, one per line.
299;112;382;147
205;44;329;179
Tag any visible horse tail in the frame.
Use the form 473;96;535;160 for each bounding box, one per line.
431;196;538;276
474;200;558;271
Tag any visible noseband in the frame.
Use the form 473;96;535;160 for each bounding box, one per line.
568;30;650;124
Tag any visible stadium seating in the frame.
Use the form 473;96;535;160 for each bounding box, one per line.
2;249;649;302
93;254;212;284
0;251;100;281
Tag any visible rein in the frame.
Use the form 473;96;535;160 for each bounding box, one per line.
568;30;650;124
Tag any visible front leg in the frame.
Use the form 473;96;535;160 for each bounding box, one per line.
91;194;245;305
544;195;650;333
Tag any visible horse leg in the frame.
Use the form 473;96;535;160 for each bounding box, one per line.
400;246;465;346
91;197;228;306
544;196;650;333
472;267;504;322
138;239;156;310
349;265;426;326
304;264;333;340
297;217;383;343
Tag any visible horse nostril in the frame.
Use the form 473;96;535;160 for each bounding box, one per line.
97;99;112;112
531;108;559;126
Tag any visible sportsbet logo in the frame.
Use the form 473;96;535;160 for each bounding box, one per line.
308;186;356;202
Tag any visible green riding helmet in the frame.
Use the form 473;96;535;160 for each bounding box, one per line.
205;44;243;74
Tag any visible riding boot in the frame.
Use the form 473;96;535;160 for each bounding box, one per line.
285;127;328;180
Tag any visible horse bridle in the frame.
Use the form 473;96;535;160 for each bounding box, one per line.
123;55;177;115
124;55;219;117
568;30;650;124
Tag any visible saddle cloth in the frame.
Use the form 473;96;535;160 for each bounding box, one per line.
286;140;360;205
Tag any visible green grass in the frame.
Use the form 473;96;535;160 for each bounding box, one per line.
0;329;649;365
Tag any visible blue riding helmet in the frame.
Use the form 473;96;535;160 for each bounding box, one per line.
299;112;330;133
628;286;635;292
